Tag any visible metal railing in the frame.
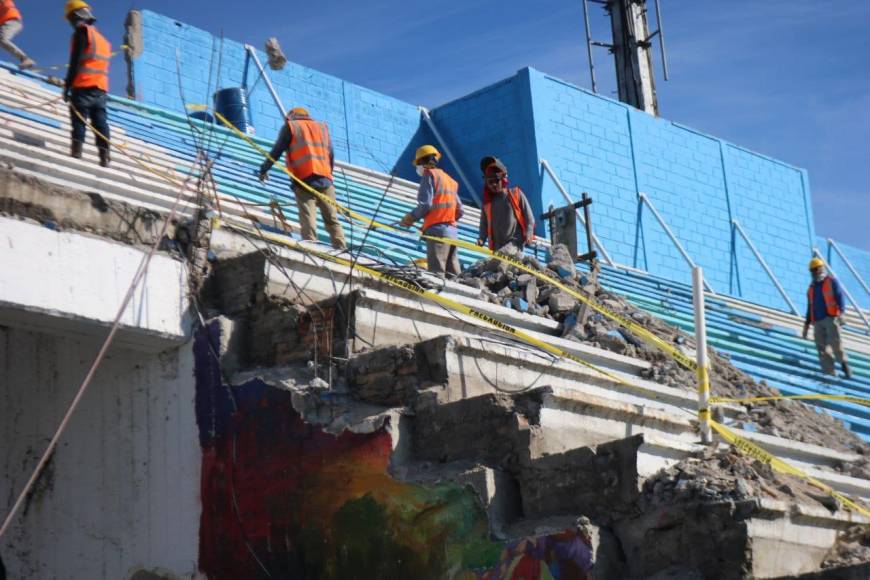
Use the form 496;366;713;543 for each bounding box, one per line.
827;238;870;297
539;159;615;266
732;220;799;315
244;45;286;118
638;192;716;294
419;107;480;206
813;247;870;333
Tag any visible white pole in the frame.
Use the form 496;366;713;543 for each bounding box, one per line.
693;266;712;444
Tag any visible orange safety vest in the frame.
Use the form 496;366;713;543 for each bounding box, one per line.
482;187;528;250
807;276;841;322
0;0;21;24
71;24;111;92
422;167;460;231
285;117;333;181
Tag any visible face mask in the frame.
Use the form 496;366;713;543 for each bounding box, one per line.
416;165;425;177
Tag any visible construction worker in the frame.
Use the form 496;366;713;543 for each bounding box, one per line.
259;107;347;249
63;0;111;167
476;156;535;253
0;0;34;69
802;257;852;378
399;145;463;277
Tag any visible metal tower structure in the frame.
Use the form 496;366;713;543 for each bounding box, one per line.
582;0;669;116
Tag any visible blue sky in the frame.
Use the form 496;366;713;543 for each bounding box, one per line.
12;1;870;250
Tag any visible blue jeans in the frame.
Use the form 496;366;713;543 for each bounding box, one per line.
69;88;110;150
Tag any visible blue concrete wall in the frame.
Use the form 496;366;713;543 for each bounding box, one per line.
130;10;846;314
132;11;422;182
819;238;870;311
522;69;816;311
429;70;542;226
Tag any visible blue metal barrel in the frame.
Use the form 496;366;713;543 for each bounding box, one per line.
214;87;253;134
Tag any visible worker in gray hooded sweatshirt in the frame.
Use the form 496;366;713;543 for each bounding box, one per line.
476;156;535;253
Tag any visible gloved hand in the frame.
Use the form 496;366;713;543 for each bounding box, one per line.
399;213;414;228
257;168;269;182
525;233;535;245
62;89;70;103
802;323;810;339
476;238;485;246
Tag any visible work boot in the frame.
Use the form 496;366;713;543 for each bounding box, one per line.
843;362;853;379
98;148;110;168
18;58;35;71
70;141;83;159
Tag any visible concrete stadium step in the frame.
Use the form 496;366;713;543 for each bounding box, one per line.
212;241;653;376
346;333;870;501
402;388;870;576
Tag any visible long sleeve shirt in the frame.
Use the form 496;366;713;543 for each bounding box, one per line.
478;187;535;250
64;24;88;91
259;122;335;189
411;172;464;237
805;275;846;323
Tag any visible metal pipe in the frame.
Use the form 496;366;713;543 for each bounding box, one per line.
828;238;870;296
732;220;800;315
540;159;615;266
813;247;870;333
419;106;481;206
582;0;598;93
653;0;670;81
693;266;712;444
244;45;286;118
638;192;715;293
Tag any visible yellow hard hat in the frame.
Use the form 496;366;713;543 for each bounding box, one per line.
64;0;91;18
809;257;825;271
414;144;441;166
288;106;309;118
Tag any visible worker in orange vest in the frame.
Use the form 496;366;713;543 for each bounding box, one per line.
0;0;34;69
259;107;346;249
63;0;111;167
400;145;464;277
803;257;851;378
476;156;535;253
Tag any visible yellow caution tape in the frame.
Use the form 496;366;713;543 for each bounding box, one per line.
58;97;870;521
215;112;698;373
712;394;870;407
221;220;687;407
710;419;870;518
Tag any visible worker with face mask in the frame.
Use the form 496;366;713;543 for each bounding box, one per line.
399;145;464;277
476;156;535;253
803;257;851;378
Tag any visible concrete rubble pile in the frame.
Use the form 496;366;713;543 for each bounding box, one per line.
457;244;869;455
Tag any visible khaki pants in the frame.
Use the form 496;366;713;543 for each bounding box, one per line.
426;239;460;277
813;316;848;375
293;183;346;249
0;20;29;63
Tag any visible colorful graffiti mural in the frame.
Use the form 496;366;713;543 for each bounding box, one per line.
194;326;594;579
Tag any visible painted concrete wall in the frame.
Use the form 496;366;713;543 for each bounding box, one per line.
132;10;424;182
0;327;201;579
819;237;870;311
526;69;815;311
0;217;190;348
429;68;818;311
129;10;862;314
193;324;595;578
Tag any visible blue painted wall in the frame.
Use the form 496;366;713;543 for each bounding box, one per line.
819;238;870;311
131;11;857;314
132;10;423;182
432;68;818;311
